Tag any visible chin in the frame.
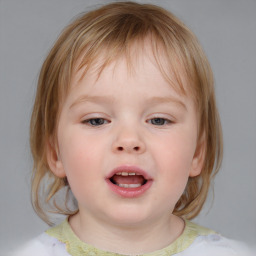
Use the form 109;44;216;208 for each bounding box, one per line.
105;205;154;227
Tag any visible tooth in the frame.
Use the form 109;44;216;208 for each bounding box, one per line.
118;184;141;188
116;172;122;175
128;184;141;188
119;184;128;188
121;172;128;176
128;172;136;176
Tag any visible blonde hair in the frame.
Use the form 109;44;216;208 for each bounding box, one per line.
30;1;223;225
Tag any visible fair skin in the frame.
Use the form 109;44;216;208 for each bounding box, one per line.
47;46;205;254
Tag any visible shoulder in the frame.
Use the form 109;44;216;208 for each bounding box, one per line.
185;235;253;256
10;232;71;256
180;221;254;256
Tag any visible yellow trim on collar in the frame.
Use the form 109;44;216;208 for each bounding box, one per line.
46;219;215;256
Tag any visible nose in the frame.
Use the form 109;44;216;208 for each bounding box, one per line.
112;126;146;154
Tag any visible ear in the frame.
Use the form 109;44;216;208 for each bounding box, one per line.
46;139;66;178
189;134;206;177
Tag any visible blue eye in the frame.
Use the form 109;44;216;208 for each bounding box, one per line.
82;118;108;126
149;118;170;125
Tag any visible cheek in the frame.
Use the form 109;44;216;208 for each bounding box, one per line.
58;131;103;187
154;133;196;171
59;137;103;204
59;128;102;164
152;132;196;195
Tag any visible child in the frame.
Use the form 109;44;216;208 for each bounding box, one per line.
14;1;252;255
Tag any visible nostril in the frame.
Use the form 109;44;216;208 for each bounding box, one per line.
117;146;140;151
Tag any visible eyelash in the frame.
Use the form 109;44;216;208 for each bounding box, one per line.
81;117;172;126
147;117;172;126
81;118;110;126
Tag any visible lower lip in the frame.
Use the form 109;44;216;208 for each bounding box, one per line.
106;179;153;198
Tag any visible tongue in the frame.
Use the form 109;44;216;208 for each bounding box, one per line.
111;175;145;185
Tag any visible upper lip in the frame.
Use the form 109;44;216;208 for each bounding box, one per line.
106;165;153;180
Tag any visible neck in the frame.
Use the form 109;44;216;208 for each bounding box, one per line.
69;212;184;254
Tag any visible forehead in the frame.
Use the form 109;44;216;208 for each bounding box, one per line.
71;38;191;98
67;50;193;115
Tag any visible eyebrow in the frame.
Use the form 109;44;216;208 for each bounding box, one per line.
70;95;116;109
146;96;187;110
69;95;187;110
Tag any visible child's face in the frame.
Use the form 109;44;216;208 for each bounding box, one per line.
50;48;203;226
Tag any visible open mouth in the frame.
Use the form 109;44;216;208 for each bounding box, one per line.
106;166;153;197
109;172;148;188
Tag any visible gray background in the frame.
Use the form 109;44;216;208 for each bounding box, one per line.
0;0;255;253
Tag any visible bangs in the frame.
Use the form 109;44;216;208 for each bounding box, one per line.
63;3;200;97
73;34;188;97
